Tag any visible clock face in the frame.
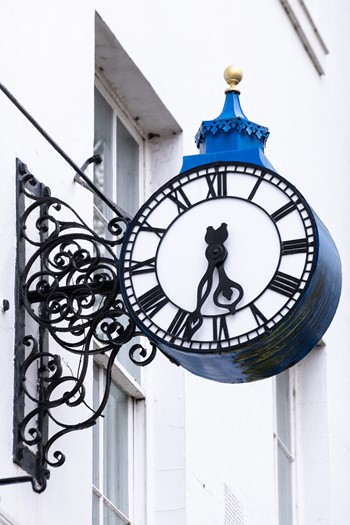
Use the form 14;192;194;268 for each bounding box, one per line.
120;162;318;353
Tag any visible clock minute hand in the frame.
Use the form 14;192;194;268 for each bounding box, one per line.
184;255;218;337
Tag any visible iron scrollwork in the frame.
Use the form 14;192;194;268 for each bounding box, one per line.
13;159;157;492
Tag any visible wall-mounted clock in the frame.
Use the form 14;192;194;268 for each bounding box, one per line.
119;67;341;383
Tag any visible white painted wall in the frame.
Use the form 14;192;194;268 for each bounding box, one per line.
0;1;349;524
0;2;95;524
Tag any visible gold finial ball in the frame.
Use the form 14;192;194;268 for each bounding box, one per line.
223;65;243;93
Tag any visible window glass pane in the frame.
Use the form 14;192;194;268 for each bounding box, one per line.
116;117;139;216
93;364;100;488
103;503;126;525
94;88;113;231
276;369;291;450
92;492;100;525
104;381;129;514
277;445;293;525
115;117;141;381
117;343;141;383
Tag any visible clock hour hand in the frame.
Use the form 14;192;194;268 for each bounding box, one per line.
207;222;244;314
184;223;229;339
214;263;244;314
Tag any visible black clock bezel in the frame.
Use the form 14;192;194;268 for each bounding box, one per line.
119;161;319;354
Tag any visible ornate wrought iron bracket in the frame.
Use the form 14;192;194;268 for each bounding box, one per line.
0;80;159;492
3;159;157;493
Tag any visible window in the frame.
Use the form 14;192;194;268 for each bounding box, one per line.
92;78;145;525
93;83;140;231
93;364;130;525
93;362;145;525
93;86;140;226
93;80;142;380
275;368;295;525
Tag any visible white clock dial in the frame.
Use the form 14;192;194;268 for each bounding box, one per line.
120;163;317;352
156;198;280;313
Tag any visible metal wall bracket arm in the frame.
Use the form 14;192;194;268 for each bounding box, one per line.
0;475;47;493
13;159;158;492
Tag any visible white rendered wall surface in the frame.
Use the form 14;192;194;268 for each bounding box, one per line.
0;1;349;524
0;2;95;524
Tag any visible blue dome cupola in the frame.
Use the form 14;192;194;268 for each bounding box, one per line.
182;66;274;172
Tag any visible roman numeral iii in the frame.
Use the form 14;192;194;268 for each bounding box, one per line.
268;271;301;297
281;238;310;255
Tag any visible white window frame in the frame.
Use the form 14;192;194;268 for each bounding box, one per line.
92;357;146;525
94;72;145;219
274;367;297;525
92;74;147;525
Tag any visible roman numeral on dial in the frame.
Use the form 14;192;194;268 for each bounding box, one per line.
268;271;301;297
247;176;264;201
137;221;166;238
168;187;191;213
213;315;229;341
167;309;190;338
281;238;310;255
271;199;300;222
205;172;228;198
130;257;156;276
136;285;169;318
249;303;268;326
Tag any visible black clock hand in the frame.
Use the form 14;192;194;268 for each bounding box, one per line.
184;224;229;339
184;253;220;339
184;222;245;340
214;263;244;314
